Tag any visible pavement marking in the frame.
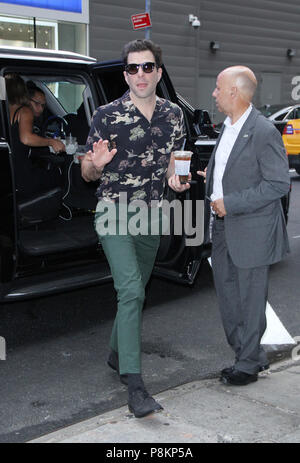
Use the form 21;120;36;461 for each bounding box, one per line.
293;235;300;239
262;303;295;345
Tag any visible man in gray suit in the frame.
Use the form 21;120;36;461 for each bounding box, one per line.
198;66;290;386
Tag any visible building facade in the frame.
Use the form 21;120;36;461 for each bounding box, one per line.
88;0;300;123
1;0;300;123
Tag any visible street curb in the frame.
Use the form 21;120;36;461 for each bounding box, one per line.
29;356;300;443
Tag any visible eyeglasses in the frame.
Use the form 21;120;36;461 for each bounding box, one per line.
125;62;157;75
30;98;46;108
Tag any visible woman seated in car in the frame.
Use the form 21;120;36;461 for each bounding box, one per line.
6;74;64;153
5;73;65;198
26;80;48;135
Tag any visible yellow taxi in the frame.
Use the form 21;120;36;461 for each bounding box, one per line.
259;104;300;173
282;119;300;174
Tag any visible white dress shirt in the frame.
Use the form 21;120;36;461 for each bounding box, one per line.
211;104;252;201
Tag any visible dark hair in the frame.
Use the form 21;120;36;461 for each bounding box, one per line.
122;39;163;68
5;73;28;105
26;80;45;99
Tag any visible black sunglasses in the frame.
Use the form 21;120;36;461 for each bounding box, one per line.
30;98;46;108
125;62;157;75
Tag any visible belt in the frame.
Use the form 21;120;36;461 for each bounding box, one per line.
215;215;224;221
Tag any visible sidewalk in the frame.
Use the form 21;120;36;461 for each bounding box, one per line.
29;357;300;443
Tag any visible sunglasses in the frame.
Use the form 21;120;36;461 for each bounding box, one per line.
30;98;46;108
125;62;157;75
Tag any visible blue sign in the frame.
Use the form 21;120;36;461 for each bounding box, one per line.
0;0;82;13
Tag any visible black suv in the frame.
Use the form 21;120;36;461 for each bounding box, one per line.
0;47;286;303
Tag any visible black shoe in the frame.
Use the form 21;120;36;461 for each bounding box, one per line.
221;363;269;378
128;388;163;418
107;350;128;385
221;368;258;386
221;366;235;377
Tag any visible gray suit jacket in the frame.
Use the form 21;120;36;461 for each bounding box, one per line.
206;106;290;268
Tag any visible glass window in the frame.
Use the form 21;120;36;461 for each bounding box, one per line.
22;75;90;144
0;16;57;49
274;111;289;121
0;14;86;54
44;80;86;114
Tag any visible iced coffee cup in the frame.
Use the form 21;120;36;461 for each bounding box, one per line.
65;135;78;155
174;150;193;184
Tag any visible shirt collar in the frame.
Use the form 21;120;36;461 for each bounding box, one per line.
224;104;252;131
122;90;164;115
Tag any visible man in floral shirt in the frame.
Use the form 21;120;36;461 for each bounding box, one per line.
82;39;190;418
85;91;184;204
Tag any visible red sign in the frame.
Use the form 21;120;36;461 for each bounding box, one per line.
131;12;152;30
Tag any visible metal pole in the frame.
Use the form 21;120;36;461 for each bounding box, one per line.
145;0;151;39
33;17;37;48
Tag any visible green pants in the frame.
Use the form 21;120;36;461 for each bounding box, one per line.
95;203;161;375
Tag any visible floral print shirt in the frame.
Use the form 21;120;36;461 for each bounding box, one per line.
85;90;186;205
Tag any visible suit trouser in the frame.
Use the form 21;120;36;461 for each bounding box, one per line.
211;219;269;374
95;205;161;375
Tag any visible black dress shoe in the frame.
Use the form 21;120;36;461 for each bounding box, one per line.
221;366;235;377
221;368;258;386
107;350;128;385
221;363;269;377
128;388;163;418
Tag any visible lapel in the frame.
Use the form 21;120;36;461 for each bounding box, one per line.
222;106;259;177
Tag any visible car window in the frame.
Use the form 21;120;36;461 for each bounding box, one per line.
17;74;92;144
274;111;289;121
44;80;86;114
286;109;295;120
258;104;288;118
96;68;128;103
